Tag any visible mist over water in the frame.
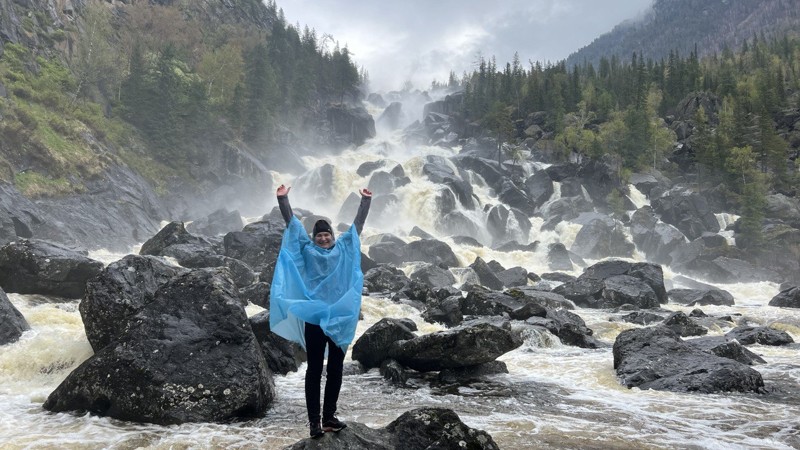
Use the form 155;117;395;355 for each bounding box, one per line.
2;98;800;449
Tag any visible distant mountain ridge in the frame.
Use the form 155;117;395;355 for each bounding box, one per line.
566;0;800;67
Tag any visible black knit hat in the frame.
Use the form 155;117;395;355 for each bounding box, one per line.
312;219;334;238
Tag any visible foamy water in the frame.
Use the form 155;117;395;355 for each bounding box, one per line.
3;114;800;449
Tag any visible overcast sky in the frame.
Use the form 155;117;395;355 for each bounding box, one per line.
277;0;654;93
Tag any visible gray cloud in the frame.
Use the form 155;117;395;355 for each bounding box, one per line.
278;0;653;92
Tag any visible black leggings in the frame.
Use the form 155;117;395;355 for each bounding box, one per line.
304;323;345;423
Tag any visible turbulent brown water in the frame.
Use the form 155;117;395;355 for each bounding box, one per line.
2;139;799;449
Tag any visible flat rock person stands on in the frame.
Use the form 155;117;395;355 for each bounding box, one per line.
270;184;372;438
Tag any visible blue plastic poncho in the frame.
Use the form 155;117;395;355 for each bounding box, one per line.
269;216;363;351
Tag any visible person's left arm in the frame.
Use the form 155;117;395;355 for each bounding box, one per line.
353;188;372;235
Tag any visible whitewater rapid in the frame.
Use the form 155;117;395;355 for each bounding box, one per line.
2;124;800;449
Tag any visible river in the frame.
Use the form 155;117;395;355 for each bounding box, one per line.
2;120;799;449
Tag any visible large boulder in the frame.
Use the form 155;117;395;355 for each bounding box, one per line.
769;286;800;308
408;263;456;289
404;239;460;268
668;288;734;306
651;191;720;240
629;207;688;264
0;239;103;298
525;308;602;348
223;218;285;272
139;222;218;266
523;170;555;210
461;290;548;320
725;326;794;346
249;311;306;375
600;275;660;309
352;318;417;369
0;287;29;345
185;209;244;237
326;104;376;147
486;204;532;247
687;337;767;366
363;265;412;293
285;407;499;450
422;156;475;210
44;269;275;424
422;295;464;327
388;321;523;372
580;260;668;305
662;311;708;337
547;243;574;271
570;218;635;259
613;326;765;393
80;255;186;352
468;257;504;290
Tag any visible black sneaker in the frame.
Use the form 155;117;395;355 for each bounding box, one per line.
322;416;347;432
309;422;324;439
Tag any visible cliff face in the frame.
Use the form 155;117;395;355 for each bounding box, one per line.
0;0;282;250
567;0;800;67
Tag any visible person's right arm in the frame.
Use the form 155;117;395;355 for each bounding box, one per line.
276;184;293;226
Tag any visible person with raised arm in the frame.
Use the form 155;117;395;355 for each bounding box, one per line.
270;184;371;439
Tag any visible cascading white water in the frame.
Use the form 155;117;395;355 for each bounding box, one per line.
2;105;800;449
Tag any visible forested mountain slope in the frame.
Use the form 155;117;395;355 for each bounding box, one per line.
567;0;800;68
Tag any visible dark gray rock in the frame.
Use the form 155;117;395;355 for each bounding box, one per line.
526;308;602;348
388;321;523;372
438;360;509;384
186;209;244;237
404;239;459;268
249;311;306;375
239;281;270;308
688;337;767;365
326;104;376;147
613;326;765;393
44;269;275;424
725;326;795;346
223;218;286;272
524;170;555;210
496;266;529;288
486;204;532;247
668;288;734;306
497;180;534;213
768;286;800;308
409;263;456;289
552;277;605;308
363;265;412;293
580;260;668;305
368;241;407;266
570;219;635;259
461;290;547;320
422;295;463;327
629;206;688;264
380;359;408;386
352;318;417;369
662;311;708;337
0;239;103;299
547;243;574;271
469;257;504;290
651;190;720;240
285;407;499;450
0;287;29;345
80;255;186;352
506;287;575;310
600;275;660;309
620;311;667;325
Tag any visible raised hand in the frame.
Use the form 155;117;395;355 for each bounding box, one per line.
277;184;291;196
359;188;373;198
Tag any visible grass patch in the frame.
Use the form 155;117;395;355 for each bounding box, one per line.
117;148;180;196
14;170;78;198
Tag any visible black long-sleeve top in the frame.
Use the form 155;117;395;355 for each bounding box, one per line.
277;194;371;236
